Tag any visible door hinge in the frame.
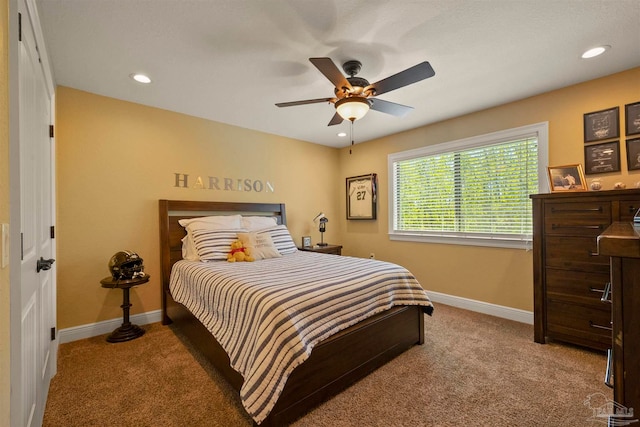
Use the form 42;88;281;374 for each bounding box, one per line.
50;225;55;239
49;125;54;138
20;232;24;260
50;327;56;341
18;13;21;42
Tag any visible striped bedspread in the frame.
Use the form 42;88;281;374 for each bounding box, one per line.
169;251;433;424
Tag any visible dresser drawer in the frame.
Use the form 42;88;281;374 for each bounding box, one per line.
545;236;610;272
545;202;611;236
546;300;611;350
545;268;610;304
619;200;640;222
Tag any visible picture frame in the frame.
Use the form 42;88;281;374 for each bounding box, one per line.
346;173;377;220
301;236;312;248
584;141;620;175
584;107;620;142
547;164;587;192
626;138;640;171
625;102;640;136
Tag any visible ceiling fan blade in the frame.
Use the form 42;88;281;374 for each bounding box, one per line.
369;98;414;117
276;97;334;108
309;57;353;92
367;61;435;96
328;112;343;126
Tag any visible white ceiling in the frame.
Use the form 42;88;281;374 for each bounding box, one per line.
36;0;640;148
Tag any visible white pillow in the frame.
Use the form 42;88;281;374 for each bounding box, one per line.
241;216;278;231
190;229;239;262
179;214;242;230
179;215;243;260
237;231;281;260
256;225;298;255
181;235;200;261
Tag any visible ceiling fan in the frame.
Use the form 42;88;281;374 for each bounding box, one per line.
276;57;435;126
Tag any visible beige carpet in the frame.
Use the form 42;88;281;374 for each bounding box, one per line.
43;304;610;426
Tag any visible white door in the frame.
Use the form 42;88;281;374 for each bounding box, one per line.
14;0;56;425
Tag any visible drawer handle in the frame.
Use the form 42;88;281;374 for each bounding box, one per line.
551;224;603;230
629;205;637;213
605;348;614;388
550;207;603;213
601;282;611;303
589;286;605;294
589;321;612;331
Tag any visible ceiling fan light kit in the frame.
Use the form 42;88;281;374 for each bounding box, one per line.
335;97;370;121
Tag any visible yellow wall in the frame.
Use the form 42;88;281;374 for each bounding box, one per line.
56;68;640;330
0;0;10;421
55;87;340;329
338;67;640;311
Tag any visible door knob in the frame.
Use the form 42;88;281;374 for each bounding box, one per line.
36;257;55;273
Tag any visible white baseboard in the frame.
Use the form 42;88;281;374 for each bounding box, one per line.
427;291;533;325
58;293;531;343
58;309;163;344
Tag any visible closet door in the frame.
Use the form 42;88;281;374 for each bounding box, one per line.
15;0;56;425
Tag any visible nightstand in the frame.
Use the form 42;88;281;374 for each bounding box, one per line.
100;274;150;343
299;244;342;255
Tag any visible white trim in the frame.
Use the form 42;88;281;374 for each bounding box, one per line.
427;291;533;325
55;293;534;343
390;232;532;250
56;295;533;344
58;310;163;344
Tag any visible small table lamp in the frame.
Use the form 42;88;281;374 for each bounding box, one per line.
313;212;329;246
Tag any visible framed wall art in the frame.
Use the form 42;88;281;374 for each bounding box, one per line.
625;102;640;136
346;173;377;220
547;164;587;192
584;141;620;174
584;106;619;142
626;138;640;171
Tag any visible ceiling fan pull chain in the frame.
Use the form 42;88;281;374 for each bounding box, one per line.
350;119;354;155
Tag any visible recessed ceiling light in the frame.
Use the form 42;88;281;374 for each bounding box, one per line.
337;132;347;137
581;45;610;59
130;73;152;84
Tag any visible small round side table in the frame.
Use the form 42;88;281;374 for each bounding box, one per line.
100;274;150;343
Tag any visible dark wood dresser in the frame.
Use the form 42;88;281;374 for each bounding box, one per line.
597;222;640;422
531;189;640;351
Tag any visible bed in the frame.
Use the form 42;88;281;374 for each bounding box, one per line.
159;200;433;426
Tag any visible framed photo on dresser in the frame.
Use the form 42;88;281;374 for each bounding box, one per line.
547;164;587;192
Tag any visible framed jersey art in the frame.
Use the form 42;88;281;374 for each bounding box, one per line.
346;173;377;220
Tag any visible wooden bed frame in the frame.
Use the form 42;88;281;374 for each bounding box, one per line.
159;200;425;426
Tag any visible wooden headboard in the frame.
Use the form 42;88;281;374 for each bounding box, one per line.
158;200;287;321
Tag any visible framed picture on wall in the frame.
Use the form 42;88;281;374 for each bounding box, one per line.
547;164;587;192
584;141;620;174
346;173;377;220
626;138;640;171
625;102;640;136
584;107;620;142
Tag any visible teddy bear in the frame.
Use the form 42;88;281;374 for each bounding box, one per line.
227;240;254;262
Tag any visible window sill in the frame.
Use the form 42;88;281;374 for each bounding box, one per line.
389;232;531;250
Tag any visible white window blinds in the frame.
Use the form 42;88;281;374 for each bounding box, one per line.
389;123;548;248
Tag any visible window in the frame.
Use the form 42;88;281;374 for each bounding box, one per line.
388;122;548;248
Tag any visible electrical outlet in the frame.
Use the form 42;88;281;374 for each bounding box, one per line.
369;252;375;259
